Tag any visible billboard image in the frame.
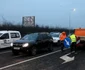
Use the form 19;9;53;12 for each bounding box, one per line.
22;16;35;27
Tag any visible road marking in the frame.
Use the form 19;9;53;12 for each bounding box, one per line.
60;52;75;64
0;51;11;55
0;49;67;70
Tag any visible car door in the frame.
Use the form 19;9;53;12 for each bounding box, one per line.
43;34;50;48
0;33;11;48
36;34;44;50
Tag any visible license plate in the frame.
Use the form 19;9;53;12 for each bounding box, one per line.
14;47;20;50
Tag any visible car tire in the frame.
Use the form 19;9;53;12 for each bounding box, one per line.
31;47;37;56
12;49;19;55
48;43;53;52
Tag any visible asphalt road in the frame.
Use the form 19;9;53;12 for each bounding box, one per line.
0;47;85;70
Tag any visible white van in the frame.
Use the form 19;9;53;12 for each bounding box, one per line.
0;30;21;48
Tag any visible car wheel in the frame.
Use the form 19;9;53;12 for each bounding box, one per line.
48;43;53;52
12;49;19;55
31;47;37;56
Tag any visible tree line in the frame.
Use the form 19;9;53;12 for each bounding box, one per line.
0;22;73;37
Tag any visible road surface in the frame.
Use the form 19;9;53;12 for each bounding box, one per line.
0;47;85;70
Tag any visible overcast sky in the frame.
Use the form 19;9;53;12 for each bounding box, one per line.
0;0;85;28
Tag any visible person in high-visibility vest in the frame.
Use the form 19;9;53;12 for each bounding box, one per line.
70;34;77;52
60;31;67;51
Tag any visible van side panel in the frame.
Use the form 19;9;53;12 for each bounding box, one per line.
0;33;11;48
0;31;21;48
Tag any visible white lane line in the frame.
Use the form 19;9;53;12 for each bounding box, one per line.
0;49;62;70
0;51;11;55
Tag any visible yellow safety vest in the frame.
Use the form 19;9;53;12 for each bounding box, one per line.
70;34;76;43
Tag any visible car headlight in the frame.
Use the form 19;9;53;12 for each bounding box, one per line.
22;43;29;47
10;43;13;47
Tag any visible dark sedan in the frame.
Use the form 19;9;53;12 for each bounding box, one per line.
11;32;53;55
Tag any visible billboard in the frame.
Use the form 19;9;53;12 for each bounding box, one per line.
22;16;35;27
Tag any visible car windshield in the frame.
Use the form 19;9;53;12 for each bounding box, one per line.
21;33;38;41
50;33;60;37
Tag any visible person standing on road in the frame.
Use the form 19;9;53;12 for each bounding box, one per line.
59;31;67;52
70;34;77;53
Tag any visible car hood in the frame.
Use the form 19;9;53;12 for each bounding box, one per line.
13;39;36;44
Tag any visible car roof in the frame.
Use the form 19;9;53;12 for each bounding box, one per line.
50;32;60;34
27;32;49;35
0;30;20;34
50;32;60;33
39;32;49;34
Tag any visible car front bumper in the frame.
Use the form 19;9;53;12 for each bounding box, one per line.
12;47;31;53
